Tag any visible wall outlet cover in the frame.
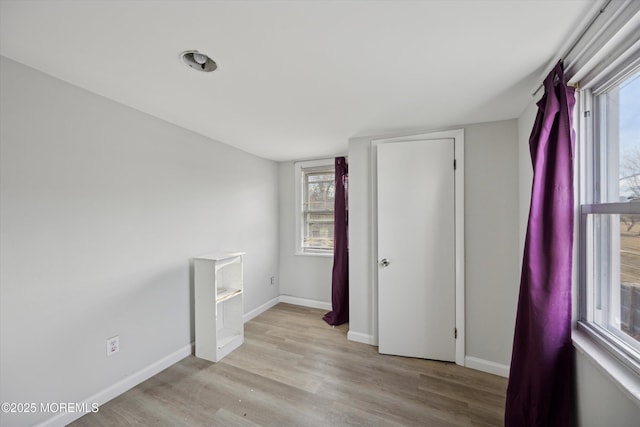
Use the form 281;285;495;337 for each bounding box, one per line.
107;336;120;356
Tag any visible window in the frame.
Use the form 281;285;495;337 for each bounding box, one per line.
295;159;335;255
580;65;640;372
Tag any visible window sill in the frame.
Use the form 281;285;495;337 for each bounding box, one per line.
294;251;333;258
572;328;640;406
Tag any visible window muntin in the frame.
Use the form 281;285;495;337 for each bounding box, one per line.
580;67;640;371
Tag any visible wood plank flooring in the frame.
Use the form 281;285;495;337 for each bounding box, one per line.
71;303;507;426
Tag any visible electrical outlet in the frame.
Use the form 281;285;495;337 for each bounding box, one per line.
107;336;120;356
270;276;276;285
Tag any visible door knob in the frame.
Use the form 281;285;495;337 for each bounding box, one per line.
379;258;390;267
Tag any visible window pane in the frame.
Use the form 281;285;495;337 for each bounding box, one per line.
621;213;640;341
302;168;335;251
604;69;640;202
589;212;640;350
308;173;334;183
305;171;335;212
303;212;334;249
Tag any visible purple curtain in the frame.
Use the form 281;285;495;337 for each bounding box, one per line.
324;157;349;326
505;61;576;426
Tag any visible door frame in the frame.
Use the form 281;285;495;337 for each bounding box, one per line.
371;129;465;366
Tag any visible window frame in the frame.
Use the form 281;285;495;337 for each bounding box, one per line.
294;159;335;256
577;61;640;377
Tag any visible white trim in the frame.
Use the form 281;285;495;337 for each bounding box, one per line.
35;344;193;427
572;4;640;403
464;356;510;378
36;295;328;426
294;158;335;256
278;295;332;310
245;295;333;322
347;331;376;345
453;129;466;366
243;297;280;322
370;129;466;367
294;251;333;258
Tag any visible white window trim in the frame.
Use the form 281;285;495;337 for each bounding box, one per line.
294;158;335;257
571;0;640;404
576;70;640;403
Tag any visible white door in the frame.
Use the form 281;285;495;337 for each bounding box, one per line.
377;139;456;361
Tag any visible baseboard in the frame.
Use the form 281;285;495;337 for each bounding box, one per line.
347;330;377;345
278;295;332;310
244;295;333;322
243;297;280;322
36;344;193;427
35;296;334;426
464;356;510;378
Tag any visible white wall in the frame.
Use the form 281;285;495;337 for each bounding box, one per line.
464;121;520;368
517;101;537;250
278;161;332;304
347;138;376;342
0;56;279;427
575;350;640;426
348;120;520;369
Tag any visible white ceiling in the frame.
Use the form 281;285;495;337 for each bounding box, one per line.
0;0;597;161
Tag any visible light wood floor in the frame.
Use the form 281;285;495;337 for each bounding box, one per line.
71;303;507;426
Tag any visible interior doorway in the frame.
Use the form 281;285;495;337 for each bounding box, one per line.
372;129;465;365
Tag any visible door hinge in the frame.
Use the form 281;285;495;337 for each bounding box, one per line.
453;159;457;170
454;328;458;339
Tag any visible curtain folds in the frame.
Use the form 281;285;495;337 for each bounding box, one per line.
505;61;576;426
323;157;349;326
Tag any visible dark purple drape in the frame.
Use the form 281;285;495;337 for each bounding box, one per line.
323;157;349;326
505;61;576;426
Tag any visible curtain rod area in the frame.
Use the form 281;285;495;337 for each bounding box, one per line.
532;0;613;97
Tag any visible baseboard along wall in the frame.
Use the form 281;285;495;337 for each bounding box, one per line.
347;330;377;345
278;295;332;311
36;344;193;427
41;296;507;426
464;356;510;378
243;297;281;322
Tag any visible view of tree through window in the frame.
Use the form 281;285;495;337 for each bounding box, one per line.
303;170;335;250
617;70;640;342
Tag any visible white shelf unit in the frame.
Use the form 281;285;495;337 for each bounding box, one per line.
193;251;244;362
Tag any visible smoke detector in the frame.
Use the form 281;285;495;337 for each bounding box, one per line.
181;50;217;72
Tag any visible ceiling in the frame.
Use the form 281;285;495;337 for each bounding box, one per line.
0;0;597;161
